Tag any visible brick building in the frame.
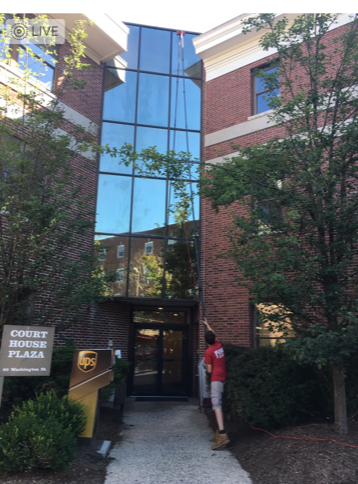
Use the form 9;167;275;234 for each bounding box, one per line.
2;13;354;400
193;13;354;358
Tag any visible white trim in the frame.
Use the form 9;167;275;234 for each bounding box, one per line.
0;61;99;137
205;111;274;147
195;14;355;82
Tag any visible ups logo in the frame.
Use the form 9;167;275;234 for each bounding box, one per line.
78;351;98;373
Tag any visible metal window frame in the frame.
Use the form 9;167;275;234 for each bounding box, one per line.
96;23;202;301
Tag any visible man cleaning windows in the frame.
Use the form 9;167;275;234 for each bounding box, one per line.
203;318;230;450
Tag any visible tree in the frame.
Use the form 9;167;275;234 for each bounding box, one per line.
0;15;114;337
200;14;358;434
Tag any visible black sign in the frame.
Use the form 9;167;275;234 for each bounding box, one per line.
0;325;55;376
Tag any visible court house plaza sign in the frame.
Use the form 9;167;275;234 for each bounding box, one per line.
0;325;55;376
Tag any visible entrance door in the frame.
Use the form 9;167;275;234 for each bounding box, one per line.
133;327;188;396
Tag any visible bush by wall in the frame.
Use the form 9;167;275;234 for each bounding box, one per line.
100;356;131;402
1;346;76;422
0;391;85;474
223;345;320;429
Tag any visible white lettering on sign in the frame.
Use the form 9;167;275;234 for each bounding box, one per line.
10;330;48;338
8;350;45;358
8;340;47;348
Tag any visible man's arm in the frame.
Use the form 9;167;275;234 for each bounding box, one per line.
206;364;212;374
203;318;213;333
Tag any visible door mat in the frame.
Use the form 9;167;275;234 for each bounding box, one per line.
135;396;188;402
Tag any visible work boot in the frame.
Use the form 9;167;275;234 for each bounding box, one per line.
209;430;218;442
212;432;230;450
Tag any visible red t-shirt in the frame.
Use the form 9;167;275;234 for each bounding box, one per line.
204;338;227;382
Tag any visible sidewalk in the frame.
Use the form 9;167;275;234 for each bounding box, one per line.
105;399;252;484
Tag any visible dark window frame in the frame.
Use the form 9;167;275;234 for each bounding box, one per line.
252;63;279;115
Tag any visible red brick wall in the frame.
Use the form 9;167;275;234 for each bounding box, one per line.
200;22;351;357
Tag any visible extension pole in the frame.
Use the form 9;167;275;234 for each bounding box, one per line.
177;31;206;323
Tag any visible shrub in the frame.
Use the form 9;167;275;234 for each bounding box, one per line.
224;345;319;429
11;390;86;437
0;392;85;474
100;356;131;402
1;346;76;422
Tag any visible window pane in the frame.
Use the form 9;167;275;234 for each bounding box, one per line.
96;175;132;234
136;127;168;154
256;93;271;114
169;130;200;161
103;69;137;123
135;126;168;172
140;27;170;74
128;237;164;297
165;239;198;299
24;43;58;66
170;77;201;130
100;123;134;174
132;178;166;235
95;235;129;297
168;182;199;236
171;33;201;79
120;24;139;69
137;73;169;127
255;67;278;93
133;310;186;324
18;50;54;90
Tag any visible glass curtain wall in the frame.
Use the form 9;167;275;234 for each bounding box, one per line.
96;24;202;300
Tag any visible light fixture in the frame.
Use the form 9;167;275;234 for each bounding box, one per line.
174;313;178;316
158;307;163;310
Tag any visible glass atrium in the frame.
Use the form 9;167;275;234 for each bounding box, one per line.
96;24;202;300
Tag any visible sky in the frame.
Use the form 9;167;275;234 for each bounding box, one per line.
19;1;351;36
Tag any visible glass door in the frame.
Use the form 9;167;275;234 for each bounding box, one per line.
161;330;184;395
132;327;188;395
133;328;160;394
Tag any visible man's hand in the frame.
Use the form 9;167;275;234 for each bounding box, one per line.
202;318;213;332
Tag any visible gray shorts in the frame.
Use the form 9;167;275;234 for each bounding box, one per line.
211;381;224;410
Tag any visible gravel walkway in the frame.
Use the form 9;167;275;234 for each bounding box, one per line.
105;400;252;484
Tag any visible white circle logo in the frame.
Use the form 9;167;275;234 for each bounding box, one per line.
11;23;29;41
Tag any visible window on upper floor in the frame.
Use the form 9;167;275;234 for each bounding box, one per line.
0;15;59;91
17;42;58;91
253;65;280;115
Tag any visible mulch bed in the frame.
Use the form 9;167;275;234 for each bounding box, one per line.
0;406;122;484
205;408;358;484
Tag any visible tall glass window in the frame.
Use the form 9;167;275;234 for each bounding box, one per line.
96;24;202;299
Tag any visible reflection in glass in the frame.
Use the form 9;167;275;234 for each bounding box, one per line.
132;178;166;234
103;69;137;123
137;73;169;127
136;126;168;155
140;27;170;74
256;89;279;114
120;25;140;69
95;235;129;296
169;130;200;161
100;123;134;174
18;47;55;90
128;237;164;297
168;182;200;234
133;311;186;324
171;33;201;79
170;77;201;130
162;330;184;395
133;328;159;394
96;175;132;234
165;239;198;299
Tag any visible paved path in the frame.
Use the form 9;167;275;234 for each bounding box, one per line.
105;400;252;484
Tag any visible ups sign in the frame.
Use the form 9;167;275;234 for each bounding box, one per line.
77;351;97;373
